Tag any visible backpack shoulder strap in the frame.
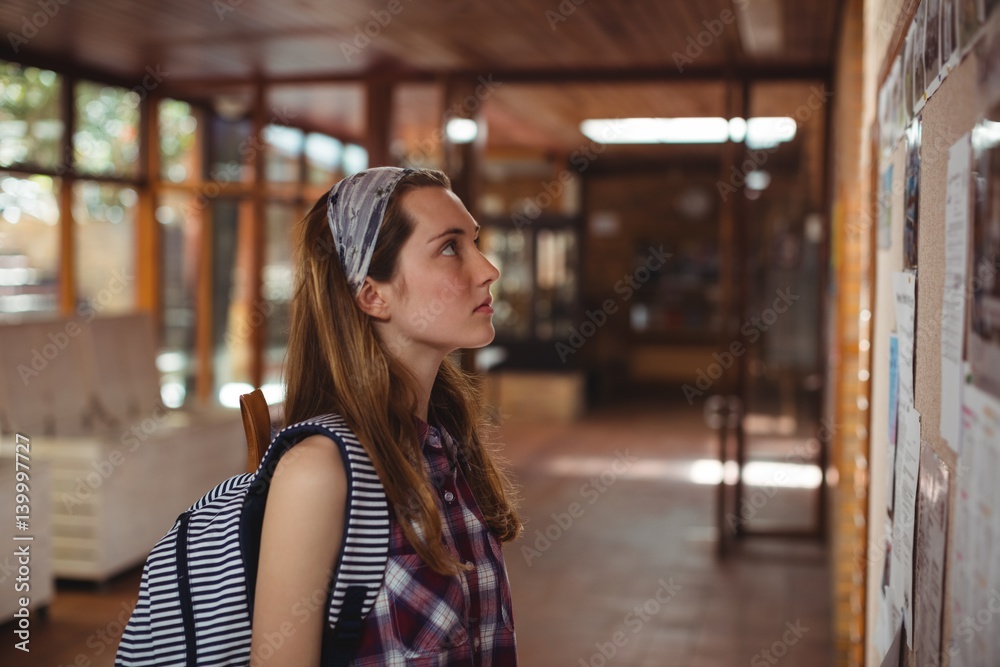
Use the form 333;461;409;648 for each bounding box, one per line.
241;413;390;665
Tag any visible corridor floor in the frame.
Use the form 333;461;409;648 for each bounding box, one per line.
0;396;832;666
497;396;832;667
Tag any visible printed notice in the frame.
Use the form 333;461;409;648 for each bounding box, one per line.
949;384;1000;666
893;271;917;413
888;333;900;513
914;442;949;667
891;405;921;650
941;133;972;453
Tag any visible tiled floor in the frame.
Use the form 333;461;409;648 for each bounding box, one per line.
497;395;831;667
0;394;832;666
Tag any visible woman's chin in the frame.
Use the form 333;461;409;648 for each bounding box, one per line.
466;328;497;349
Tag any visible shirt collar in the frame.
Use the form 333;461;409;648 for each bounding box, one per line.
411;414;436;447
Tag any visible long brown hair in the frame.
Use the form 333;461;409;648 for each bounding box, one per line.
282;169;521;575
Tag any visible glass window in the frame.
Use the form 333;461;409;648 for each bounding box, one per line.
342;143;368;175
74;81;141;178
211;198;253;407
0;61;63;170
156;191;202;408
264;125;303;183
480;227;532;339
305;133;343;186
263;202;298;394
535;228;578;340
160;99;200;183
209;116;252;184
73;181;138;314
0;172;60;317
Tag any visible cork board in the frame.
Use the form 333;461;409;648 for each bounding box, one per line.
866;32;990;667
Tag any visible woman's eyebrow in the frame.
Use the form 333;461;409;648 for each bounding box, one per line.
427;223;481;243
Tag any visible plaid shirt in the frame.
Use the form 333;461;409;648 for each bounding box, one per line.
351;417;518;666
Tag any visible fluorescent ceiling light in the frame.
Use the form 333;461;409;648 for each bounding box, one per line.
305;133;343;168
728;117;748;142
580;117;796;146
745;117;797;149
581;117;730;144
745;170;771;191
342;144;368;175
263;125;304;155
446;118;478;143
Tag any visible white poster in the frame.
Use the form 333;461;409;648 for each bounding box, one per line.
942;133;972;452
894;271;918;413
891;405;921;650
949;384;1000;666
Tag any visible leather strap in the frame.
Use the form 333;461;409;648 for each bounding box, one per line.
239;388;271;474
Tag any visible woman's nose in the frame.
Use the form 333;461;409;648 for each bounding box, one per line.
481;254;501;284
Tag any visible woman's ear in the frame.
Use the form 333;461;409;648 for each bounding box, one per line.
355;278;391;320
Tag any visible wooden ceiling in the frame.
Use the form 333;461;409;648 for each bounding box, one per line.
0;0;839;153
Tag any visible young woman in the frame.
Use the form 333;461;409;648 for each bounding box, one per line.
250;167;522;665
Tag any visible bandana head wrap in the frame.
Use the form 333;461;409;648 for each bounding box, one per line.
327;166;414;297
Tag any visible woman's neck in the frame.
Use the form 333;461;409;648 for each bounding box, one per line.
398;349;444;424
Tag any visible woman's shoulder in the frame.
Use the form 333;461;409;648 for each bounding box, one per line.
270;433;348;498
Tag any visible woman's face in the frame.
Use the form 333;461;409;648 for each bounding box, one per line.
372;186;500;358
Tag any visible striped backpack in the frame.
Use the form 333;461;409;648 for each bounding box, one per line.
114;413;390;666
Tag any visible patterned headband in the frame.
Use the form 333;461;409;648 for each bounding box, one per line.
326;167;414;297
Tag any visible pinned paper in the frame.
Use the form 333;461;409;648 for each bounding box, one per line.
914;443;949;666
891;405;921;650
941;133;971;453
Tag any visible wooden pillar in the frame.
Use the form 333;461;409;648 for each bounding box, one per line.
195;199;214;405
442;77;486;218
58;73;76;316
732;77;751;536
249;82;267;390
366;79;393;167
137;90;162;340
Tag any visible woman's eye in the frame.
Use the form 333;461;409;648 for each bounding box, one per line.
442;240;458;256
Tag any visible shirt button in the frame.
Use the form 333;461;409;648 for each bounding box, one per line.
474;637;481;649
444;490;455;502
